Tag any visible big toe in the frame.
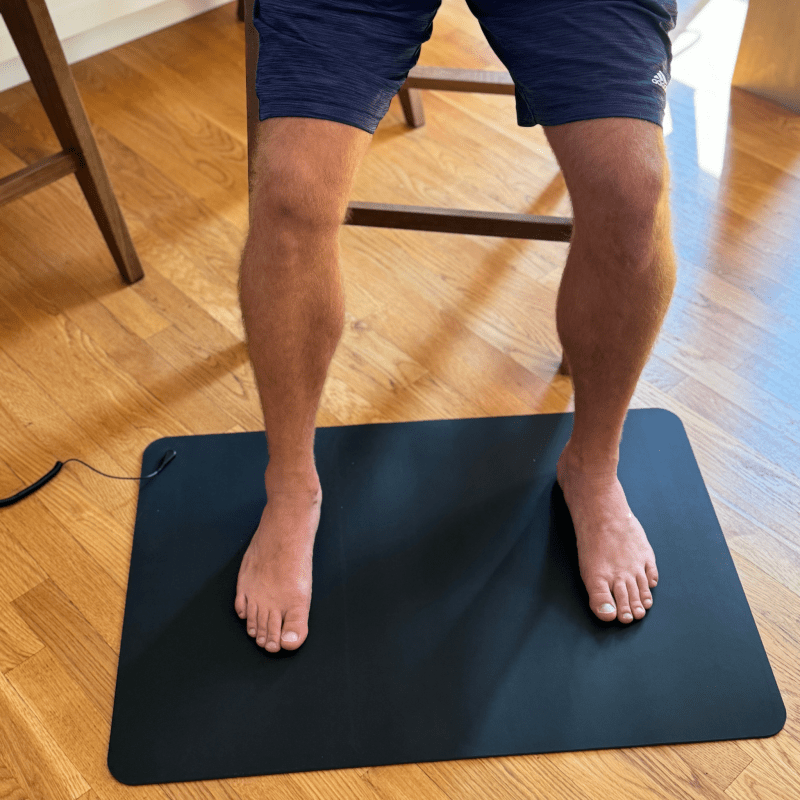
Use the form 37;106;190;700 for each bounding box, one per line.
234;591;247;619
589;583;618;622
279;606;309;650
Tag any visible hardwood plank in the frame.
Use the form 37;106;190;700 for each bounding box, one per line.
671;740;752;793
656;333;800;449
0;670;89;800
640;353;688;396
226;773;320;800
144;323;261;433
93;285;171;342
632;382;800;592
668;377;800;487
0;512;47;605
714;145;800;250
358;764;454;800
0;346;132;509
734;352;800;417
691;270;799;353
228;744;374;800
661;291;766;374
0;349;138;587
712;491;800;610
0;506;125;653
725;749;800;800
0;232;238;438
0;601;43;675
7;649;168;800
0;291;192;461
13;580;117;719
0;758;28;800
163;779;245;800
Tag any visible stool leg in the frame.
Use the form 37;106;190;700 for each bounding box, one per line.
3;0;144;283
398;80;426;128
243;0;259;227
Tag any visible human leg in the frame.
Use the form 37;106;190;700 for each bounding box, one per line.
544;116;677;624
235;117;372;652
466;0;678;624
239;0;444;652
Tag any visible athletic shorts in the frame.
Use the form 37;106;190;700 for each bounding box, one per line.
252;0;678;135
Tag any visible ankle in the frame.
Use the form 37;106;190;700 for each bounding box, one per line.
559;439;619;477
265;460;321;494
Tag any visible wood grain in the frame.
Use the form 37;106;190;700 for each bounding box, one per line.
0;669;89;800
0;0;797;797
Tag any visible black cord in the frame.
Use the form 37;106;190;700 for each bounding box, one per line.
0;449;176;509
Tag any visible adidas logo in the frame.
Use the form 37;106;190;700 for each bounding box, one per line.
652;70;669;89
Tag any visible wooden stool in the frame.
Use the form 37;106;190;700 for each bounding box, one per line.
0;0;143;284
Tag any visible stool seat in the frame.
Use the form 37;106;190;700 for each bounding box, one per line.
0;0;143;284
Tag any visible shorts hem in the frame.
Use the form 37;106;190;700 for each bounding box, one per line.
524;104;665;129
257;107;377;136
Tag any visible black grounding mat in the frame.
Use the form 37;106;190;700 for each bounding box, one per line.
107;408;785;785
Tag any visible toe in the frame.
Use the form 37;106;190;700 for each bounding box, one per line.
646;561;659;589
280;606;309;650
246;600;258;639
587;578;617;621
637;572;653;609
234;591;247;619
613;578;633;623
628;577;646;619
265;610;282;652
255;606;269;649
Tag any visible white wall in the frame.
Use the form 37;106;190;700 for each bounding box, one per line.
0;0;234;94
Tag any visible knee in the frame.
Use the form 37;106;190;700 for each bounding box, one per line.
251;166;348;236
573;166;670;266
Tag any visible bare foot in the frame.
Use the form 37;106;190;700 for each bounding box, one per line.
556;443;658;624
234;471;322;652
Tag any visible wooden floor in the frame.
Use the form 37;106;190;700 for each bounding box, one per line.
1;1;798;797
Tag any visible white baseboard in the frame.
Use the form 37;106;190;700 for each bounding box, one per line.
0;0;235;95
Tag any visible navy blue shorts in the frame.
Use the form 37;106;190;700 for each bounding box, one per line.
252;0;678;135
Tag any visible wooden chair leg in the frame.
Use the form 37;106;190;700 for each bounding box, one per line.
398;81;426;128
243;0;259;224
0;0;143;283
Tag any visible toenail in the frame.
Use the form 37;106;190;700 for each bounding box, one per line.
257;637;265;645
599;603;615;614
249;629;256;636
622;613;633;621
266;641;279;651
282;631;298;643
